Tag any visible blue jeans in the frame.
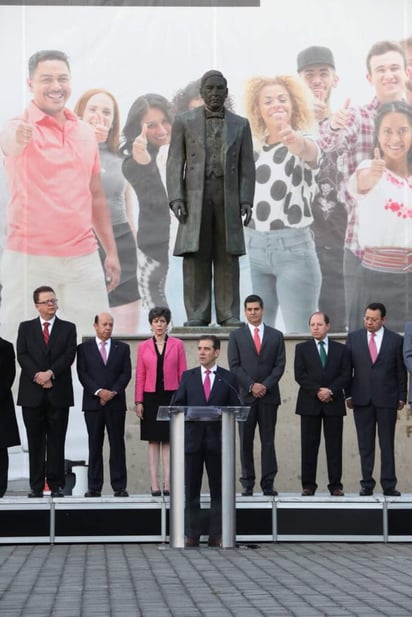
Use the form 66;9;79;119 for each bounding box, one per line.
245;226;321;333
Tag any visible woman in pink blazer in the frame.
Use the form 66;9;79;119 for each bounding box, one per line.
135;306;187;495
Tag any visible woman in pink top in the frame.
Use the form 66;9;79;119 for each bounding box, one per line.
135;306;187;496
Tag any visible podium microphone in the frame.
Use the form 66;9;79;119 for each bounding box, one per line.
212;370;244;405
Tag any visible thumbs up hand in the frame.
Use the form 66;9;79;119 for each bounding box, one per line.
370;147;386;179
330;98;352;131
355;146;386;194
14;110;34;148
1;110;34;156
88;111;110;144
132;123;151;165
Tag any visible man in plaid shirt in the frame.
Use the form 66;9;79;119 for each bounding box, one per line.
319;41;409;330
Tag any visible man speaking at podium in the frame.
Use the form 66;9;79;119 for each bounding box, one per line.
173;335;239;547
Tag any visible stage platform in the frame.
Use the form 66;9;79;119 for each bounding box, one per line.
1;493;412;544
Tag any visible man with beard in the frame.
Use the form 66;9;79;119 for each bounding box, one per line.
297;46;347;332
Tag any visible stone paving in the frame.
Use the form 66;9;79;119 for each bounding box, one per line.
0;541;412;616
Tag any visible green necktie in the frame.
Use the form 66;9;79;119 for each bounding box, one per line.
319;340;327;368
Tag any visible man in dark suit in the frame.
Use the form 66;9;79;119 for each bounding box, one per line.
228;294;285;496
346;302;407;496
402;320;412;409
17;285;77;498
0;338;20;497
294;312;351;496
173;335;239;547
77;312;131;497
166;69;255;327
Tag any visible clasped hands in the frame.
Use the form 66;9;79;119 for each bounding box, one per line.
98;389;117;406
171;200;252;227
317;387;333;403
34;370;54;389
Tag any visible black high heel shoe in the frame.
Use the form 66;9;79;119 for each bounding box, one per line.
163;488;170;497
151;488;161;497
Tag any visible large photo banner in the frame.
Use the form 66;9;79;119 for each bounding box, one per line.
0;0;411;339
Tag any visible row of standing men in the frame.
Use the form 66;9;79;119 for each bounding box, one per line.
0;288;410;545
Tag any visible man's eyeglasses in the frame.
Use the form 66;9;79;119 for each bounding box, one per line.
36;299;58;306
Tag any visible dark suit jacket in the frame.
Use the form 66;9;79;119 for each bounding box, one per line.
173;366;240;453
402;321;412;403
227;324;285;406
294;339;351;417
0;338;20;448
346;327;407;408
166;106;256;256
77;338;131;412
17;316;77;408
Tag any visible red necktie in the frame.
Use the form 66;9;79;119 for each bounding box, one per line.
203;369;211;401
100;341;107;365
43;322;50;345
369;332;378;364
253;327;261;353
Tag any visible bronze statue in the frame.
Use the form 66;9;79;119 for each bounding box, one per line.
166;70;255;327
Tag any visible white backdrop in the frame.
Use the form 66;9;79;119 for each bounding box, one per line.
0;0;411;481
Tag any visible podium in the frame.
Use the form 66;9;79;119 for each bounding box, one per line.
157;405;250;548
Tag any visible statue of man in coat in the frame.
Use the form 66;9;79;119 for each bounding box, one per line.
166;70;255;327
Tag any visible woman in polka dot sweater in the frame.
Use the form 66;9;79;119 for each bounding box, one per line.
244;75;321;333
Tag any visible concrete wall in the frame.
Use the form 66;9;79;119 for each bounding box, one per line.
112;332;412;496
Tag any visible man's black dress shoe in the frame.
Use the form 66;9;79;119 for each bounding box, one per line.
384;488;401;496
241;488;253;496
208;536;222;547
28;490;43;498
114;489;129;497
185;537;200;547
219;318;244;327
359;488;373;496
84;490;101;497
51;488;64;498
330;489;344;497
263;488;278;496
302;488;315;496
183;320;208;327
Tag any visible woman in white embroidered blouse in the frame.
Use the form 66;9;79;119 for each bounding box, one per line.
348;101;412;332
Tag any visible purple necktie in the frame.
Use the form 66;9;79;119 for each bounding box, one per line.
100;341;107;365
369;332;378;364
204;369;211;401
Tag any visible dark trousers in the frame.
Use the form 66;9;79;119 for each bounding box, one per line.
0;448;8;497
84;409;127;492
353;404;397;491
183;175;240;324
300;413;343;492
22;401;69;492
238;400;278;491
185;423;221;541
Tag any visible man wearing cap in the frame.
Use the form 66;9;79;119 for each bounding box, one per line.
297;46;347;332
166;70;255;328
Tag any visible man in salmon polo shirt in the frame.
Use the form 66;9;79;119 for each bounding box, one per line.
0;50;120;340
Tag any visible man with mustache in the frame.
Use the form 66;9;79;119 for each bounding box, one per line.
297;46;347;333
0;49;120;341
166;70;255;328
